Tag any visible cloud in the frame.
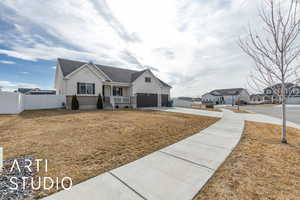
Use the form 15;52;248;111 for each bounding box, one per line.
0;60;15;64
0;80;39;91
0;0;266;96
20;71;29;74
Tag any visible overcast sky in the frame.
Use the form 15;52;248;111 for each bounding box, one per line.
0;0;263;96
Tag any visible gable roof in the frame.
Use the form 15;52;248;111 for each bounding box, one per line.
58;58;171;87
264;83;295;90
208;88;245;96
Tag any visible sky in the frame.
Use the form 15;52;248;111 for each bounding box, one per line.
0;0;263;97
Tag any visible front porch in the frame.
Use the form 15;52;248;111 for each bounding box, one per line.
103;84;135;109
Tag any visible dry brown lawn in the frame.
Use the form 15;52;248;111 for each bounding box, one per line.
0;109;219;198
195;121;300;200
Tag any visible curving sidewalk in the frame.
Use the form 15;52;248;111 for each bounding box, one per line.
43;108;245;200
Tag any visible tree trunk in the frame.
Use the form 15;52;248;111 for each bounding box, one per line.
281;83;288;144
237;95;240;110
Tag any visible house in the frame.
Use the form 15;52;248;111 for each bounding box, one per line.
249;94;269;104
16;88;56;95
55;58;171;109
252;83;300;104
202;88;250;105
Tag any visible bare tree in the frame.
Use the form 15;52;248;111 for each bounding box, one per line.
239;0;300;144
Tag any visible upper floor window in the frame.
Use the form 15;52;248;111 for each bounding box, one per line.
113;87;123;96
265;89;272;95
292;88;300;95
145;77;151;83
77;82;95;95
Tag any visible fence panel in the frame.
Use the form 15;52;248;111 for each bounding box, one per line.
0;92;23;114
23;95;66;110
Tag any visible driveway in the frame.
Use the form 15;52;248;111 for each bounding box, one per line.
241;105;300;124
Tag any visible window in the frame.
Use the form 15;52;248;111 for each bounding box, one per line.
113;87;123;96
266;89;272;95
292;88;299;95
145;77;151;83
77;83;95;95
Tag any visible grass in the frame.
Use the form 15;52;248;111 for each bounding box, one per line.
0;109;219;198
195;121;300;200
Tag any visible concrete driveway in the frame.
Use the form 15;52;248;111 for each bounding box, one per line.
241;105;300;124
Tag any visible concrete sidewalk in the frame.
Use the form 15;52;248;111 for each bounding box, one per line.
142;107;223;118
43;108;243;200
239;112;300;130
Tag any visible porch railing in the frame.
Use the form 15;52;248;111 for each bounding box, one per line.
110;96;130;104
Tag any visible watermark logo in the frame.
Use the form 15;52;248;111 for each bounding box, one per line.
0;148;73;192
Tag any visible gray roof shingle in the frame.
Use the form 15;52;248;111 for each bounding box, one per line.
209;88;245;96
58;58;171;87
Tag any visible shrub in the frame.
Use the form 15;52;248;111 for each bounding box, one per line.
71;95;79;110
97;94;103;109
206;104;214;108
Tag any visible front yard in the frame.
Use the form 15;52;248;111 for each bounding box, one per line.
0;109;219;198
195;121;300;200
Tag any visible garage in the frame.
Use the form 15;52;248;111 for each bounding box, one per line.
161;94;169;107
137;93;158;107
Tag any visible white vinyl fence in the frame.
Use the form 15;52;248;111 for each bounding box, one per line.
0;92;23;114
0;92;66;114
23;95;65;110
173;98;193;107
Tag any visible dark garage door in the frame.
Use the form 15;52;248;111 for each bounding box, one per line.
137;93;158;107
161;94;169;107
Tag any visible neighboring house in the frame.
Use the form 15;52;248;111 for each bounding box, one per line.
202;88;250;105
17;88;56;95
250;94;269;104
55;58;171;109
258;83;300;104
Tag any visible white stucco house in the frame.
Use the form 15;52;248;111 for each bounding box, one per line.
54;58;171;109
202;88;250;105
